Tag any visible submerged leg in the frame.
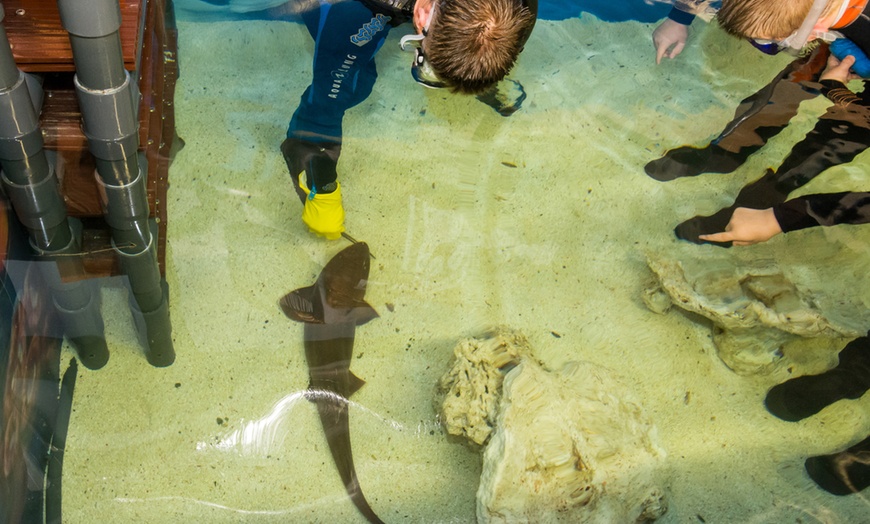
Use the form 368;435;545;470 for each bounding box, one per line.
282;0;385;239
764;336;870;422
645;45;829;181
805;434;870;495
675;88;870;245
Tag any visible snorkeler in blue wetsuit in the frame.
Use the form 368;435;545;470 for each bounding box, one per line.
280;0;537;239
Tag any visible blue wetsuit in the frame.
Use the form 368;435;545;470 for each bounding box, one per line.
282;0;413;195
288;0;409;144
282;0;535;195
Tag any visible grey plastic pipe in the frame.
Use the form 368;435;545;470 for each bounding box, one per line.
58;0;174;366
0;3;109;369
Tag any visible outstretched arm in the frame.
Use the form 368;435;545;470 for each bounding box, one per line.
653;18;689;64
698;207;782;246
698;54;870;247
699;192;870;246
653;5;695;64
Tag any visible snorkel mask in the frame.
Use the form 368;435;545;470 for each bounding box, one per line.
399;17;450;89
749;0;844;55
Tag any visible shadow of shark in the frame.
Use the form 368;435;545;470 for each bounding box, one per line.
280;242;385;524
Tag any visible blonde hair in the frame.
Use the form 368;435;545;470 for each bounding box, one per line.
425;0;534;94
718;0;840;39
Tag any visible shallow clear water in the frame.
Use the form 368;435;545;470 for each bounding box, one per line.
4;1;870;523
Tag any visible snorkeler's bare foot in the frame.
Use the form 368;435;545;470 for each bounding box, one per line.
644;144;755;181
805;434;870;496
764;336;870;422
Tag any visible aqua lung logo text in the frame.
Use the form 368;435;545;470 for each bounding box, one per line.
328;54;357;99
350;14;390;46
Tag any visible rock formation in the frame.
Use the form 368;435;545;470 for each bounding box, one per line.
643;255;864;375
438;328;667;523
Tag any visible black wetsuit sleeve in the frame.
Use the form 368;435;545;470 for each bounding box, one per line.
773;192;870;232
773;75;870;233
820;79;863;108
667;6;696;25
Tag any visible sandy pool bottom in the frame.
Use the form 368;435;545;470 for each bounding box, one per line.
59;14;870;523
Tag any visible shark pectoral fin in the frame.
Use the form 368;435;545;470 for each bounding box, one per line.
351;301;379;326
280;286;323;323
348;371;367;396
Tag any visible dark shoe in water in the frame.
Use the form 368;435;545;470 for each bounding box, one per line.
765;336;870;422
281;138;309;204
644;144;752;181
673;168;787;246
805;435;870;495
673;207;735;247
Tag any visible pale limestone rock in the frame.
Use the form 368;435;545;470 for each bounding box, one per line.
437;328;540;446
644;255;863;375
439;329;667;523
478;360;667;524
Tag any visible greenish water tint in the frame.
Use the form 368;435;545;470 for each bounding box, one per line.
12;2;869;523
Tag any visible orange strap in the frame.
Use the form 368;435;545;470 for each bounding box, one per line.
832;0;869;29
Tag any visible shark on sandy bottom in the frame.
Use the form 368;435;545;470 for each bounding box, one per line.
280;242;385;524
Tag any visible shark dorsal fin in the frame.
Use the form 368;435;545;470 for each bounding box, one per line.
350;301;379;326
279;285;323;324
348;371;366;396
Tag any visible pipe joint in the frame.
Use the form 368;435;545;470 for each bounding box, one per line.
57;0;122;38
86;131;139;162
96;166;151;231
74;71;138;147
2;167;68;231
0;72;40;139
0;128;43;162
30;217;80;258
114;227;163;306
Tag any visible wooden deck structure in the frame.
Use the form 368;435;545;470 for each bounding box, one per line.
3;0;178;276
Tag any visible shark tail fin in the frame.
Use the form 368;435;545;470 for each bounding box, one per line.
280;286;322;323
348;371;366;396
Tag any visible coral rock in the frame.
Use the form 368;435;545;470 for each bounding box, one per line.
438;328;539;446
439;329;667;523
644;255;863;375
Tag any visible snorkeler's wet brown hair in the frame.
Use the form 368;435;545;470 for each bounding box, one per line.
424;0;534;94
718;0;839;40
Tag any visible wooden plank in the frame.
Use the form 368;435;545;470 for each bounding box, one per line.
4;0;142;72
